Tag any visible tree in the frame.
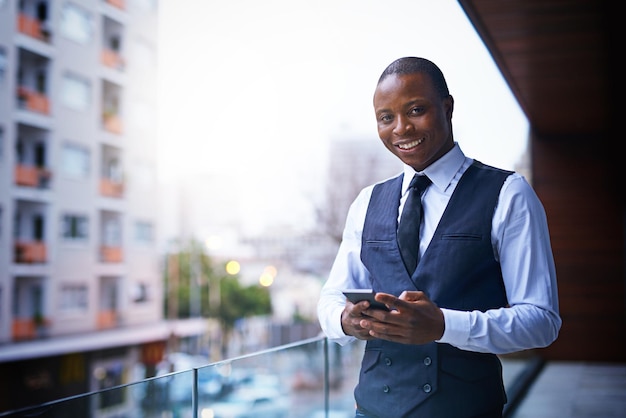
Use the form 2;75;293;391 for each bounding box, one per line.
163;239;272;358
211;273;272;357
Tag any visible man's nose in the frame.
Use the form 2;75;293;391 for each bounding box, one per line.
393;114;412;135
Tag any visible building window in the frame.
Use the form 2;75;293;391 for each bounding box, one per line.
134;221;154;244
61;72;91;111
131;282;150;303
60;2;93;45
0;46;7;82
59;284;88;312
61;143;90;178
103;217;122;246
62;214;88;241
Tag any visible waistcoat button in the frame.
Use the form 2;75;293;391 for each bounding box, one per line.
423;383;432;393
423;356;432;366
383;385;390;393
385;357;392;366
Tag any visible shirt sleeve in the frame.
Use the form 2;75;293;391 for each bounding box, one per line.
317;186;373;346
437;174;562;353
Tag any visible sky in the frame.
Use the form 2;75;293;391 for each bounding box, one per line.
156;0;528;237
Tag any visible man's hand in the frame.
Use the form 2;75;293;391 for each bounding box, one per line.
345;291;445;344
341;299;382;340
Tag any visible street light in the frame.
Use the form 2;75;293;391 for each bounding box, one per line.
225;260;240;275
259;265;276;287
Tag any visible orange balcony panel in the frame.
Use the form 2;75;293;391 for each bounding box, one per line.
15;165;39;187
17;87;50;114
12;318;36;340
12;317;50;340
15;241;47;264
103;114;123;134
101;246;123;263
18;13;43;40
28;92;50;114
97;310;117;329
101;49;125;70
107;0;126;10
100;178;124;198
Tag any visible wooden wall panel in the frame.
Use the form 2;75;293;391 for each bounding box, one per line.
531;137;625;362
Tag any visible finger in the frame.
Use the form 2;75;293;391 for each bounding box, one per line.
345;301;368;317
367;325;406;341
399;290;426;302
374;294;397;309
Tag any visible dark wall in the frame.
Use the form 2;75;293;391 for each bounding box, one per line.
0;353;89;413
531;135;625;362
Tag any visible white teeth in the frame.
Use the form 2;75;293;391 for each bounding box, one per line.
398;138;424;150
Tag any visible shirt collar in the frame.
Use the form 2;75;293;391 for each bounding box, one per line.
402;142;466;193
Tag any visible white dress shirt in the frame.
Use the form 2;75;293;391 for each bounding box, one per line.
317;143;562;354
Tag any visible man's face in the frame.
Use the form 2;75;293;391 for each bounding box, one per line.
373;73;454;172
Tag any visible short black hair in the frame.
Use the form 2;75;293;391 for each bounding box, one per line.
377;57;450;99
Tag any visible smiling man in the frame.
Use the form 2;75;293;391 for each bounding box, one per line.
317;57;561;418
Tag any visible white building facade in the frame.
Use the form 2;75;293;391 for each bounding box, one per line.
0;1;204;413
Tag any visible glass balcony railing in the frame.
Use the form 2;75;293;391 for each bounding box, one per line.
0;336;541;418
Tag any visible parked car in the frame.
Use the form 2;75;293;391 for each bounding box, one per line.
201;386;289;418
151;352;229;403
309;409;352;418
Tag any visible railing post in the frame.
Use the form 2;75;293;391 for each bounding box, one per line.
192;367;199;418
323;337;329;418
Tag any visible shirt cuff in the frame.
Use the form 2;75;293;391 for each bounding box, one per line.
324;306;355;346
436;308;470;346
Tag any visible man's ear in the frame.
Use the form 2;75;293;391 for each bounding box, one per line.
445;95;454;119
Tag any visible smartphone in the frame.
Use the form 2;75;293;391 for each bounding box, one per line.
342;289;390;311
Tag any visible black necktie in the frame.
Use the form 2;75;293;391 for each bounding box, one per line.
397;174;431;275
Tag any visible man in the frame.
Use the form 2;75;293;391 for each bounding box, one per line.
317;57;561;418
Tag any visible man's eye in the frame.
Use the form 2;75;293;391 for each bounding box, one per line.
380;114;392;122
409;107;424;115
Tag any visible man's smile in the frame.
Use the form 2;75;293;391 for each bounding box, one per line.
397;137;424;150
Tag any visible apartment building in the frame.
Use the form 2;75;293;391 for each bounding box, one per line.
0;1;205;413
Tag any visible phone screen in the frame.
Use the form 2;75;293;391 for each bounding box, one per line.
342;290;390;311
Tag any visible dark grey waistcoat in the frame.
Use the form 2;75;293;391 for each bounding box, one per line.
356;161;512;417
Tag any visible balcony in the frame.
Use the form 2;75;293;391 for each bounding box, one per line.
17;13;50;42
14;241;47;264
97;310;118;329
11;316;51;341
15;165;52;188
101;48;125;71
0;336;546;417
101;246;123;263
100;178;124;198
17;86;50;114
102;112;123;134
14;165;38;187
